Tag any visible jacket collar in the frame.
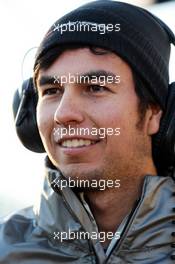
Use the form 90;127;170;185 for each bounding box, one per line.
112;174;175;252
34;163;107;262
34;160;175;260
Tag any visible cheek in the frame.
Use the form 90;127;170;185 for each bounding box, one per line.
98;99;139;146
95;103;122;129
36;101;54;139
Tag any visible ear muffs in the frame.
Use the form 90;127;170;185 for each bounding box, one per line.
153;82;175;175
12;78;45;153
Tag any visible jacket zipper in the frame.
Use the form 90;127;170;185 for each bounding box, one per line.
57;188;107;263
106;176;148;262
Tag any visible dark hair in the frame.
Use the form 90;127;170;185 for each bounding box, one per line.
34;44;159;122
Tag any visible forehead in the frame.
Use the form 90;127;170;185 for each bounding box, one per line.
38;48;133;82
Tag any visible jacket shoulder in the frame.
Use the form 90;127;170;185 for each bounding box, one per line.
0;206;36;249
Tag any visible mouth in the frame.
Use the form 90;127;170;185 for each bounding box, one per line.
59;138;100;148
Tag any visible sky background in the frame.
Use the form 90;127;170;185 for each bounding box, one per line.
0;0;175;217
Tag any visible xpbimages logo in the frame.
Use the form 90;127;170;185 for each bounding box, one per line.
53;230;121;243
53;73;120;86
53;126;121;139
51;176;121;191
53;21;121;35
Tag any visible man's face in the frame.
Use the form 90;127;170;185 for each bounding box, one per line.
36;48;151;185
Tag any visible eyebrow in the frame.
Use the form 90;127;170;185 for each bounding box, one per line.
38;76;55;87
37;70;118;87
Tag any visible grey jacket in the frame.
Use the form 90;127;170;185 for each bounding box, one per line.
1;168;175;264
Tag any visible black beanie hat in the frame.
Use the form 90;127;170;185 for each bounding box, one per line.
34;0;175;110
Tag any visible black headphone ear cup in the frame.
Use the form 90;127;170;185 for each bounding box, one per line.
12;78;45;153
153;82;175;174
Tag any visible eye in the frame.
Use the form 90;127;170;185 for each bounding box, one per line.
42;87;62;96
87;85;109;93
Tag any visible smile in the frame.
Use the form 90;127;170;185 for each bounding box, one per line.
60;139;97;148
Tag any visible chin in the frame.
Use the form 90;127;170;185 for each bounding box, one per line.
60;163;103;181
59;164;90;178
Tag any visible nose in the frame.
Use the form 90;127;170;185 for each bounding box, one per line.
54;87;84;126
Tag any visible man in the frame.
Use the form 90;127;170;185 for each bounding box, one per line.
1;1;175;263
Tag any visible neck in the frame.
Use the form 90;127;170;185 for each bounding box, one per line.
84;162;157;247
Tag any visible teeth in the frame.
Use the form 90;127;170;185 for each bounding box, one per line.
61;139;95;148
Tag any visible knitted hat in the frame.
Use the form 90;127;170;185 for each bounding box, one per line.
34;0;175;109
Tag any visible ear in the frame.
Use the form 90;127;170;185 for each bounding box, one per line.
147;106;163;136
